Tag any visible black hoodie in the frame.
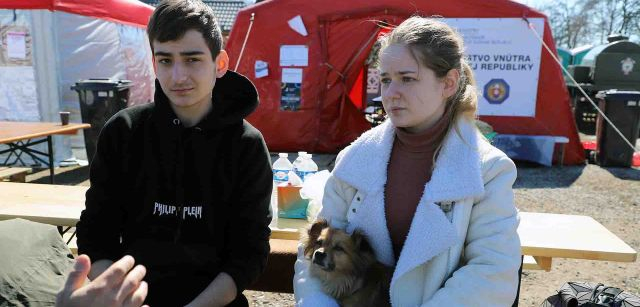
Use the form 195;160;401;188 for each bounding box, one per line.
76;71;272;306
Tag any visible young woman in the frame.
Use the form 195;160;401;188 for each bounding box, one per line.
294;17;521;306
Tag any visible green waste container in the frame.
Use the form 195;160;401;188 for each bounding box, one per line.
71;79;132;163
595;90;640;167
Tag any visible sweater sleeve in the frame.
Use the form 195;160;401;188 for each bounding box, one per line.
293;174;355;307
422;155;522;307
76;116;127;262
220;129;272;292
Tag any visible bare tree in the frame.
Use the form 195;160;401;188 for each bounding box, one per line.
535;0;639;48
617;0;640;36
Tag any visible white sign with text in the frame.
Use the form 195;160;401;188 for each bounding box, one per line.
445;18;544;117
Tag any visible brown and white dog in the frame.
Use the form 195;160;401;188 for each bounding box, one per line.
303;220;392;307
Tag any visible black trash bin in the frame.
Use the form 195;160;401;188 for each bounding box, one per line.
71;79;132;163
595;90;640;167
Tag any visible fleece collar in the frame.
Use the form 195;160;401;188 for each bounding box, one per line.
332;118;486;290
333;118;485;203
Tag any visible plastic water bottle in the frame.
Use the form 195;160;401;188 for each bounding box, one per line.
305;154;319;177
287;170;304;186
297;153;318;181
273;153;293;182
272;153;293;217
292;151;307;179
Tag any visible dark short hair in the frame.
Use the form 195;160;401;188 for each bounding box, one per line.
147;0;223;58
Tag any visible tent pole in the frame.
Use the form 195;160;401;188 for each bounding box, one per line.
234;13;255;72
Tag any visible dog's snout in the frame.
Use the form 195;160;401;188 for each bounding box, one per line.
313;250;326;265
312;249;335;271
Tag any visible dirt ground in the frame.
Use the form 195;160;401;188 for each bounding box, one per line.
25;156;640;307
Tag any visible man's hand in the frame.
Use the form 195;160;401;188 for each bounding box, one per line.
56;255;148;307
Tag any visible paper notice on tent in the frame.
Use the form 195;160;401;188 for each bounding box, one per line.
445;18;544;117
280;45;308;66
288;15;308;37
281;68;302;111
255;60;268;78
7;32;27;59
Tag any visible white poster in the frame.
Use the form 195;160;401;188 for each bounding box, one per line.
280;45;308;67
282;68;303;83
445;18;544;117
7;32;27;59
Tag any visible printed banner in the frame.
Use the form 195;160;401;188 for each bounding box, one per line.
445;18;544;117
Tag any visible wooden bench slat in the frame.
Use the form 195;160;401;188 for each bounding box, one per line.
0;167;30;176
0;167;30;182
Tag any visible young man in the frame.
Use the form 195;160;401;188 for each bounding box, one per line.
61;0;273;306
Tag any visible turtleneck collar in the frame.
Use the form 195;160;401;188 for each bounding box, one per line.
394;112;451;157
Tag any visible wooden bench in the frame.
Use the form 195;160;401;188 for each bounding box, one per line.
0;167;30;182
523;255;550;271
3;183;637;295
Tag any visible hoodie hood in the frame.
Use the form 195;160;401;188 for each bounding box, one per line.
153;70;259;131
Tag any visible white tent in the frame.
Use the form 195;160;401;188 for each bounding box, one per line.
0;0;155;165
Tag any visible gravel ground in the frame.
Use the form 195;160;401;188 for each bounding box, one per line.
26;158;640;307
514;164;640;307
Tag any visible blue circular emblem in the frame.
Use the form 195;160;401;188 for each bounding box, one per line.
483;79;510;104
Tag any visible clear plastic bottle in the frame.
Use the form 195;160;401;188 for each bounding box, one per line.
297;153;319;181
287;170;304;186
292;151;307;179
272;153;293;217
273;153;293;182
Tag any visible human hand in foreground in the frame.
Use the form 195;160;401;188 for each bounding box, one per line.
56;255;148;307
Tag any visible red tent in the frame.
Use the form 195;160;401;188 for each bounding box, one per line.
226;0;585;165
2;0;153;28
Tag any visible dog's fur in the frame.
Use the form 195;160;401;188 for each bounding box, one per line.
303;220;392;307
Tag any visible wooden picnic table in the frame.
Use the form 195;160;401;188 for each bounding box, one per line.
0;182;87;226
518;211;637;269
0;182;306;239
0;182;636;269
0;121;91;184
270;212;638;269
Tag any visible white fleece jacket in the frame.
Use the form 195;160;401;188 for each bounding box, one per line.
293;119;522;307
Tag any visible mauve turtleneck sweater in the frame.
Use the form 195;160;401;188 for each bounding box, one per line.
384;116;450;260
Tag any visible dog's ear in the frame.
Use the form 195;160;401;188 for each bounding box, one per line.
352;229;374;255
308;219;328;239
304;219;328;258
